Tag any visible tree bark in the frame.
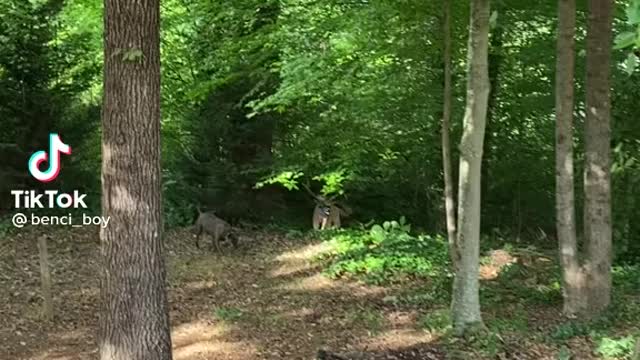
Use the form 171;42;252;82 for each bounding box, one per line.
451;0;490;335
441;0;457;265
99;0;173;359
583;0;613;315
555;0;586;316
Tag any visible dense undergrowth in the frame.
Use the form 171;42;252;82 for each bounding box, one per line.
314;219;640;359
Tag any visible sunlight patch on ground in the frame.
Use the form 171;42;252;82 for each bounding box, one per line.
172;320;256;360
385;310;418;328
172;321;228;348
480;249;518;280
358;328;435;351
270;242;331;277
34;353;95;360
280;273;334;291
50;328;92;342
278;272;388;300
169;256;227;283
274;242;331;262
173;340;256;360
280;306;316;319
182;280;217;291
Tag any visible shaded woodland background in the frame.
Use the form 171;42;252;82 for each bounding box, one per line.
1;1;638;255
1;0;640;359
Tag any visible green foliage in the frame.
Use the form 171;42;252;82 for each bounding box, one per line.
550;321;592;341
1;0;640;264
556;346;572;360
481;256;563;307
616;0;640;74
612;142;640;262
550;292;640;345
0;216;14;238
213;307;244;322
320;219;449;284
393;277;453;306
369;216;412;243
255;171;304;191
2;0;638;249
312;169;350;197
419;308;452;334
613;266;640;293
256;169;350;199
487;309;529;333
346;307;384;335
464;330;505;358
595;336;637;359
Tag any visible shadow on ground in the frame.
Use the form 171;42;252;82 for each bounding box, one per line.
0;226;442;360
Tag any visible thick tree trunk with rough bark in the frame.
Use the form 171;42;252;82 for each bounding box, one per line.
555;0;586;316
451;0;490;335
441;0;457;265
99;0;173;359
583;0;613;315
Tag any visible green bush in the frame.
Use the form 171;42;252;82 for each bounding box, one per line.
319;218;450;284
595;335;636;359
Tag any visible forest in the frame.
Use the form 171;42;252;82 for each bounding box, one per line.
0;0;639;359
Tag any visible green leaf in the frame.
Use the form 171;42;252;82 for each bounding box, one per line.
626;1;640;25
489;11;499;29
614;31;637;50
624;52;638;76
369;225;385;244
557;346;571;360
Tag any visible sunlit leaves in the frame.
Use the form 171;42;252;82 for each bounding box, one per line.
313;169;351;196
615;0;640;74
614;31;637;50
623;52;638;75
625;0;640;25
255;170;304;190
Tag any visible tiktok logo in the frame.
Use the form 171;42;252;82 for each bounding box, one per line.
28;133;71;183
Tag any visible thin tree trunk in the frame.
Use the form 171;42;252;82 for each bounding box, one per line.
451;0;491;335
480;3;503;229
555;0;586;316
99;0;173;359
37;235;53;323
441;0;457;265
583;0;614;315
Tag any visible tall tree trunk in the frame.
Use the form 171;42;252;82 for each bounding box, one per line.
451;0;491;335
441;0;457;265
583;0;613;315
481;2;503;232
555;0;586;316
99;0;173;359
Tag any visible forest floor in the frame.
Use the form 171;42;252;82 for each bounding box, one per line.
0;226;638;360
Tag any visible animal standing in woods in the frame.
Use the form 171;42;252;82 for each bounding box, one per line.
304;183;352;230
312;205;331;230
193;209;238;252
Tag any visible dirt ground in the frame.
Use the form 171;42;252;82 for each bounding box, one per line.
0;226;448;360
0;226;620;360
